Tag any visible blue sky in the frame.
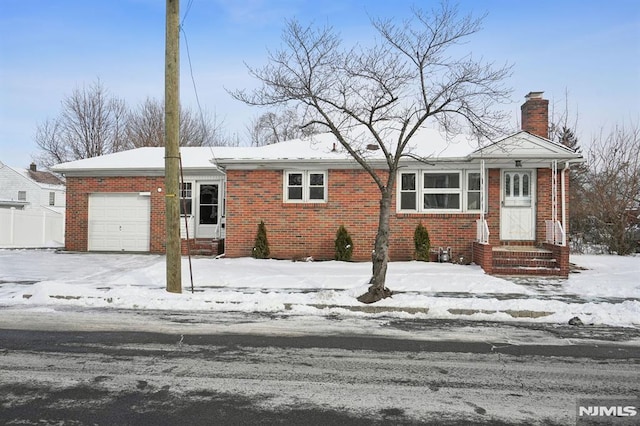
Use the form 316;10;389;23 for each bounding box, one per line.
1;0;639;168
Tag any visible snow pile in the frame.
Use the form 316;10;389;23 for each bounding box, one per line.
0;250;638;327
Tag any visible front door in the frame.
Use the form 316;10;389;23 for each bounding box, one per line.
500;170;536;240
196;183;220;239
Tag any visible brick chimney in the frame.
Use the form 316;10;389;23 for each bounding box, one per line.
521;91;549;139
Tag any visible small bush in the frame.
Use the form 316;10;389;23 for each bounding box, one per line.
335;225;354;261
414;222;430;261
252;221;270;259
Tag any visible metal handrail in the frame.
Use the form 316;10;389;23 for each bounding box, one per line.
476;219;490;244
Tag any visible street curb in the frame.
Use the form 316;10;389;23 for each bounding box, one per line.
286;303;554;318
22;295;555;319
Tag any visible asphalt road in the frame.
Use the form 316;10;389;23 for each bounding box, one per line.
1;310;639;425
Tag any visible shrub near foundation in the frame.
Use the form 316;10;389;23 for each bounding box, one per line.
335;225;354;261
414;222;431;261
252;221;270;259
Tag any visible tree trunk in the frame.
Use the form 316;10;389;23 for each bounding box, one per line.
357;187;393;304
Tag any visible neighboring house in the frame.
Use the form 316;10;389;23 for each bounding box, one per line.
52;92;583;276
0;161;66;247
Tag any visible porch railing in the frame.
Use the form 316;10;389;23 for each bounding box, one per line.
476;219;490;244
545;220;566;246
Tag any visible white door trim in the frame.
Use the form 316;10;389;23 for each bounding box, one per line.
195;182;220;239
500;169;536;241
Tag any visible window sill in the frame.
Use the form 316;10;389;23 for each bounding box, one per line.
396;212;481;218
282;202;328;208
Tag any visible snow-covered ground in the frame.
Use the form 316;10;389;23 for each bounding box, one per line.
0;250;638;327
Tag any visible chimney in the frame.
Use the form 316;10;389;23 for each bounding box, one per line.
30;162;37;172
521;91;549;139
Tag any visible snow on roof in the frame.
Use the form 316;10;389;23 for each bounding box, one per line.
3;163;65;189
52;127;483;173
52;147;233;172
215;127;483;164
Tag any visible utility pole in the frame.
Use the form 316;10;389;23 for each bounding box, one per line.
165;0;181;293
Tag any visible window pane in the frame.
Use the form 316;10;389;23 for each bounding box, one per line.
288;187;303;200
467;193;480;210
505;174;511;196
199;205;218;224
309;173;324;186
309;187;324;200
424;173;459;189
401;192;417;210
288;173;303;186
49;192;55;206
200;185;218;204
18;191;26;201
180;183;192;198
424;193;460;209
180;199;192;215
513;174;520;196
401;173;416;191
468;173;480;191
523;174;529;196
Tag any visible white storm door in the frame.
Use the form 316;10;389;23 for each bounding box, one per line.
500;170;535;240
195;183;220;239
88;193;150;251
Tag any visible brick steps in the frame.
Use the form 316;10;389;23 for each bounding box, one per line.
184;239;222;256
492;247;562;276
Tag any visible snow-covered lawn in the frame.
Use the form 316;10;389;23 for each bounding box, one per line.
0;250;638;327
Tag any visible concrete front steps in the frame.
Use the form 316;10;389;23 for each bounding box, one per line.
492;246;562;276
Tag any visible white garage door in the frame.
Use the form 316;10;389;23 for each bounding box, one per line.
88;193;151;252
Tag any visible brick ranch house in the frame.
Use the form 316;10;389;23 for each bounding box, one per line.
53;92;583;277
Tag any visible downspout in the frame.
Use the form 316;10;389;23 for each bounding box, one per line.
561;162;569;246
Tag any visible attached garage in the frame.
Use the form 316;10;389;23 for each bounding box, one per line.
88;193;151;252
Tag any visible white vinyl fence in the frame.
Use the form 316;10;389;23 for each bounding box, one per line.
0;208;64;248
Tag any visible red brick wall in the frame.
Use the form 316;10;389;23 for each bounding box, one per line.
65;176;166;253
486;169;501;245
521;95;549;139
535;168;568;243
225;169;496;261
65;165;570;261
472;241;493;273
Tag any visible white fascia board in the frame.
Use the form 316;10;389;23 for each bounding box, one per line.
217;158;377;170
58;166;225;178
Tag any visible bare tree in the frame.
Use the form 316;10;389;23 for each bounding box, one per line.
546;92;591;249
34;79;128;168
126;97;230;148
231;3;512;302
580;122;640;254
33;119;66;168
247;108;320;146
125;97;164;148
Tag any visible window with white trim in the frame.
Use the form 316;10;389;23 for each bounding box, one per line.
179;182;193;215
398;170;484;213
284;171;327;203
423;172;461;210
466;172;481;211
49;192;55;206
400;173;417;210
17;191;26;201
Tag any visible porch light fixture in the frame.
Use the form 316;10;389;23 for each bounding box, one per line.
515;160;522;167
